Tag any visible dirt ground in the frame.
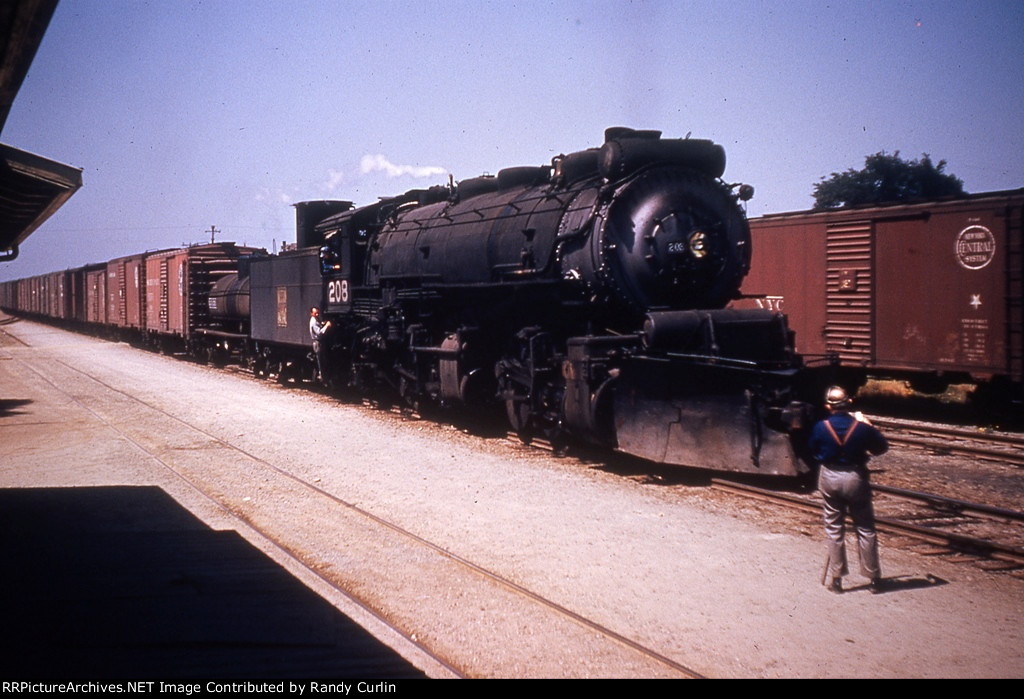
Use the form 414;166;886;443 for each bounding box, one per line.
1;316;1022;678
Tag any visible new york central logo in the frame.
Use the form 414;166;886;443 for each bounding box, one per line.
955;225;996;270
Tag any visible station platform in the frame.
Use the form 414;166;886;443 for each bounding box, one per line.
2;314;1022;678
0;316;438;679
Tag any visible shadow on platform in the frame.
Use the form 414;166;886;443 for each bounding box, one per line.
0;397;32;416
0;486;427;679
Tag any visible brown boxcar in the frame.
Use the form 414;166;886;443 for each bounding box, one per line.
23;275;37;315
144;242;262;348
735;189;1024;391
29;274;42;315
41;273;55;317
105;253;148;330
43;270;72;321
69;266;88;323
84;263;108;325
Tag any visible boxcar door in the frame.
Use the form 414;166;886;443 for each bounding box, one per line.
825;221;875;366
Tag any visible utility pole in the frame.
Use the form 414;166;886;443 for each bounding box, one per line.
209;225;220;244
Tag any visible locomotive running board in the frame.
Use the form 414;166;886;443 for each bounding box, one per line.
613;360;806;476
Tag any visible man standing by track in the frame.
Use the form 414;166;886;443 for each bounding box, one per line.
809;386;888;594
309;306;331;383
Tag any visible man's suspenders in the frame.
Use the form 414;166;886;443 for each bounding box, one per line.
823;419;859;457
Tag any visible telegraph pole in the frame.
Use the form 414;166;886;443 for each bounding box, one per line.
209;225;220;244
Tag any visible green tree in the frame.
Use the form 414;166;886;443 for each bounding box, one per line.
812;151;965;209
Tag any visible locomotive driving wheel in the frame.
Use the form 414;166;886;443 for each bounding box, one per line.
505;398;534;444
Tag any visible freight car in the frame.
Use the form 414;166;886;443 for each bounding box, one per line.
142;242;264;354
1;242;262;351
735;189;1024;402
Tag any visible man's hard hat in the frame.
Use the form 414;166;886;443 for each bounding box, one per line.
825;385;851;409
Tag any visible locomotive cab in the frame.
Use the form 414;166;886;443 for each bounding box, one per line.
297;201;362;316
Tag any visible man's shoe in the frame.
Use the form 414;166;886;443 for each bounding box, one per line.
869;577;883;594
829;578;843;594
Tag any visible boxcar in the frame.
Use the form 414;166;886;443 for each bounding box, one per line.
735;189;1024;395
84;263;108;325
48;270;73;321
105;253;148;332
143;242;261;350
69;266;87;324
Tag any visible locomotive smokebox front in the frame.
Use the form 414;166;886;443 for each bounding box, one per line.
587;166;752;313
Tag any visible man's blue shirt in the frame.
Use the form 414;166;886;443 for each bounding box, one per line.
809;411;888;468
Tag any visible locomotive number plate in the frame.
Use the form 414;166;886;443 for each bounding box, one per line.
327;279;350;305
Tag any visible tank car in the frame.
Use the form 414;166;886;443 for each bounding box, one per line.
290;128;822;475
736;189;1024;404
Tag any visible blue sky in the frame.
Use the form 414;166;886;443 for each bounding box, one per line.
3;0;1022;279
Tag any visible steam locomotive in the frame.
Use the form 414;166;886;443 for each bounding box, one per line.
227;127;822;475
2;128;825;476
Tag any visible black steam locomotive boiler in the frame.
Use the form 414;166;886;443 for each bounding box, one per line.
293;128;820;475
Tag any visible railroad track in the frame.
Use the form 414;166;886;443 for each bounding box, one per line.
512;417;1024;574
510;420;1024;574
19;354;705;679
710;477;1024;573
14;318;1024;605
333;401;1024;578
869;416;1024;468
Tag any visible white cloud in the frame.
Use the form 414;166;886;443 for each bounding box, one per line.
254;186;299;206
322;168;345;193
360;154;446;179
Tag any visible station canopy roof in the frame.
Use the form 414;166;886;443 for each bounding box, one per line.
0;0;82;261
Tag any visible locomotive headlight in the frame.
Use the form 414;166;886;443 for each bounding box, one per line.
688;230;708;259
